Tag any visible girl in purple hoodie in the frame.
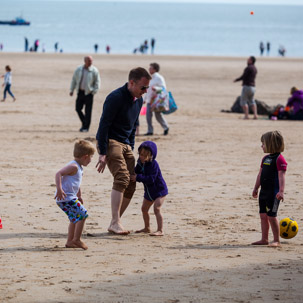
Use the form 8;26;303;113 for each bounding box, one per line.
286;86;303;120
131;141;168;236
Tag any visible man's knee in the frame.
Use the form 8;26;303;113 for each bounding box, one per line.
123;181;136;199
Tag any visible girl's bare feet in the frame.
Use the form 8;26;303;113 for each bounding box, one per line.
65;242;78;248
251;240;269;245
135;228;151;233
150;231;164;236
268;241;281;247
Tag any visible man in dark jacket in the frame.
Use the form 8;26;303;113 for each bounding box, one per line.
234;56;258;120
96;67;151;235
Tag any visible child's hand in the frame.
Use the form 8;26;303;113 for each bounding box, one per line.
252;188;258;198
130;174;137;182
276;191;284;201
55;188;66;200
78;197;84;204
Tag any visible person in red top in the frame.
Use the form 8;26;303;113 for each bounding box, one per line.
252;131;287;247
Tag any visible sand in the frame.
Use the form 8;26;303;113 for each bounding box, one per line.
0;53;303;303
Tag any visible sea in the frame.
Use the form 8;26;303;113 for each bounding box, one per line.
0;0;303;57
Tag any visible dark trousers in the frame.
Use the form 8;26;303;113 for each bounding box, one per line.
3;84;15;99
75;90;93;130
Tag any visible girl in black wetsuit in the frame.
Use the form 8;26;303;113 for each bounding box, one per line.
252;131;287;247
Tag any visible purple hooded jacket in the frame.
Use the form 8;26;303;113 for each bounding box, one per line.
287;90;303;115
135;141;168;201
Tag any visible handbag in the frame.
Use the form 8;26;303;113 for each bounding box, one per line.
149;86;169;112
163;91;178;115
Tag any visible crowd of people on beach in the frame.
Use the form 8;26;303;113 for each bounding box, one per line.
1;51;301;250
21;37;155;55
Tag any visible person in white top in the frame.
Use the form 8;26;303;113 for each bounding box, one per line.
55;139;95;250
144;63;169;136
1;65;16;102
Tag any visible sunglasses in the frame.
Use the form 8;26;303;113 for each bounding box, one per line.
140;85;149;91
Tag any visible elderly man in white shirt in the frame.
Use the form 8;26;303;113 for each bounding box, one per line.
144;63;169;136
70;56;100;132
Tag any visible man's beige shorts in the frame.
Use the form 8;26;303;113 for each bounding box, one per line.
106;139;136;199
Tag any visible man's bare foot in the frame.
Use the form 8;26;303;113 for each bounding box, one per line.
65;242;78;248
150;231;164;236
108;224;130;235
243;116;249;120
13;98;16;102
1;99;5;102
268;241;281;247
135;228;151;233
72;240;88;250
251;240;269;245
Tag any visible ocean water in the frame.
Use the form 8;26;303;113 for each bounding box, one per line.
0;0;303;57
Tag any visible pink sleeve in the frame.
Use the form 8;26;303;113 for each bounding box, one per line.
277;154;287;171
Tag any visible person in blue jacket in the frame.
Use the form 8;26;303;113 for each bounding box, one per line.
131;141;168;236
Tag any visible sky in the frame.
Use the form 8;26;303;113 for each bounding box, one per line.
26;0;303;5
84;0;302;5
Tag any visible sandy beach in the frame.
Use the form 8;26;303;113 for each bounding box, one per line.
0;53;303;303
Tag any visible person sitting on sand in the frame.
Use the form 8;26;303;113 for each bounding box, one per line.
285;86;303;120
252;131;287;247
55;139;95;250
131;141;168;236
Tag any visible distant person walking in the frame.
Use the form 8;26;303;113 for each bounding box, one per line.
234;56;258;120
151;38;155;54
266;41;270;56
144;63;169;136
94;44;98;53
54;42;59;52
24;37;29;52
259;41;265;56
70;56;101;132
1;65;16;102
34;39;39;52
278;45;286;57
106;45;110;54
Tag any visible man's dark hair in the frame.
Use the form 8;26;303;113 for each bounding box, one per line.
250;56;256;64
128;67;151;81
150;62;160;72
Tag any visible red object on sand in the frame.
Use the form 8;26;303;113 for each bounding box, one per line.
140;106;147;115
0;217;2;229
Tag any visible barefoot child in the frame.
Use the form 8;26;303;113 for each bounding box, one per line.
55;139;95;250
252;131;287;247
131;141;168;236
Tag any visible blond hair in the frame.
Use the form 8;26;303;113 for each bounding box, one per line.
261;131;284;153
74;139;95;158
